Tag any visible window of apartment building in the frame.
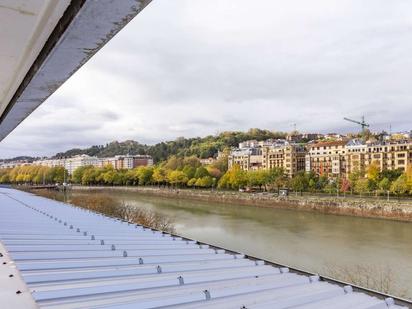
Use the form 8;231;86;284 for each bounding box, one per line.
398;160;405;165
397;153;406;158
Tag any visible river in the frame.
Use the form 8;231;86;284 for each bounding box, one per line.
47;189;412;298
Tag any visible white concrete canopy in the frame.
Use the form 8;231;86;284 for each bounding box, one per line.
0;0;152;141
0;0;70;119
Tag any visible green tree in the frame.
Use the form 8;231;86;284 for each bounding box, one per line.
195;176;214;188
194;167;209;179
290;172;308;194
266;168;284;191
72;166;94;184
355;178;369;196
168;170;188;187
82;168;98;185
218;165;247;190
187;178;197;187
378;177;391;193
164;156;184;170
182;165;196;179
137;166;153;185
366;161;380;182
0;174;10;183
390;175;409;197
247;170;268;190
206;166;223;179
152;167;167;185
348;170;361;194
183;156;201;168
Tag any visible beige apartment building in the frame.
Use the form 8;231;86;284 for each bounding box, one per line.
100;155;153;170
228;148;263;171
230;138;412;179
262;144;306;177
346;141;412;176
305;141;348;178
307;140;412;178
228;143;305;177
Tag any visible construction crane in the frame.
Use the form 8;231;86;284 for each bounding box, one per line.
343;116;370;133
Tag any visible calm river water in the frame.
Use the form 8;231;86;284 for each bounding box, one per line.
55;189;412;298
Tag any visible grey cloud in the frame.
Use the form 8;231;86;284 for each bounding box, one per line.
1;0;412;158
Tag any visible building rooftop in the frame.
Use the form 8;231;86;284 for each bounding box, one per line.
0;188;410;308
309;140;349;148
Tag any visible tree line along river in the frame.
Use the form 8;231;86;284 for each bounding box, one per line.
46;188;412;299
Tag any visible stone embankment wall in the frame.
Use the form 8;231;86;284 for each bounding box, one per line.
72;186;412;222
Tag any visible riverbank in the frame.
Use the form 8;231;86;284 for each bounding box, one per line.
70;185;412;222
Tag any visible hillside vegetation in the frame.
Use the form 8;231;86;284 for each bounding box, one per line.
53;129;287;162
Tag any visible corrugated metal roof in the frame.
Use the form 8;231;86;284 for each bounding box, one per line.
0;187;409;309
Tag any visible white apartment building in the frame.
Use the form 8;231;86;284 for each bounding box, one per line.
34;155;101;175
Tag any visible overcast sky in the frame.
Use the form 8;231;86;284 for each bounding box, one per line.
1;0;412;158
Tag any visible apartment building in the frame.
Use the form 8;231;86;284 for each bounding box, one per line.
100;155;153;170
306;139;412;178
345;139;367;175
346;141;412;175
262;144;306;177
35;155;101;175
305;140;348;178
118;155;153;169
32;154;154;175
228;148;263;171
228;140;305;177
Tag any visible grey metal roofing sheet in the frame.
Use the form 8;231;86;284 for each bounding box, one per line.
0;188;409;309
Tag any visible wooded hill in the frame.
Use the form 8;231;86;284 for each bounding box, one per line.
53;129;287;163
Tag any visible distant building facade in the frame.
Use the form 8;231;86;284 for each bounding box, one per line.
199;157;217;166
230;137;412;179
31;154;153;175
228;148;263;171
34;155;101;175
262;144;306;178
305;140;348;178
229;140;306;177
104;155;153;170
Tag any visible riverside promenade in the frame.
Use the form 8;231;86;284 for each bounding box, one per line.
0;187;410;308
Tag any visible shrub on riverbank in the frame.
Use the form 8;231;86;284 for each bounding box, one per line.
322;263;407;298
28;189;176;233
68;194;175;233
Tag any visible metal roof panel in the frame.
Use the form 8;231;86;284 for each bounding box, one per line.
0;188;409;309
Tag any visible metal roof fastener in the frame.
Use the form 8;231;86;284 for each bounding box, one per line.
204;290;211;300
309;275;320;283
280;267;289;273
344;285;353;294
